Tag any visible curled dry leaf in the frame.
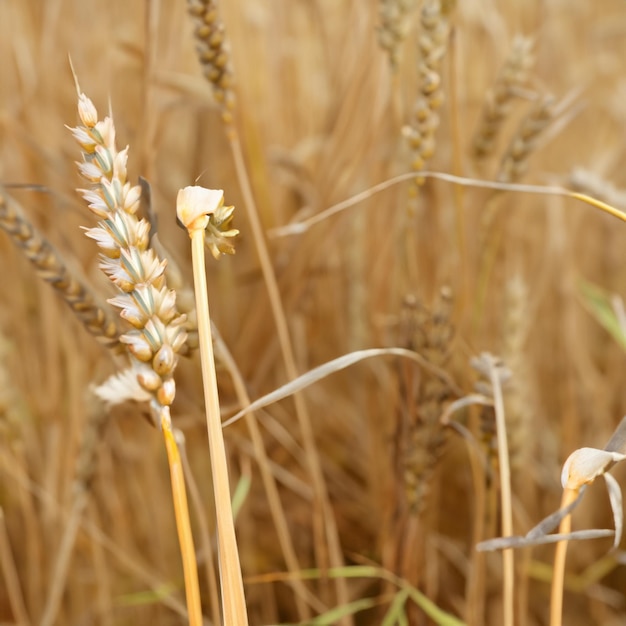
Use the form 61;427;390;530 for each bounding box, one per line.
561;447;626;490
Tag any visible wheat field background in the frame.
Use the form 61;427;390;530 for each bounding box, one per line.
2;1;626;625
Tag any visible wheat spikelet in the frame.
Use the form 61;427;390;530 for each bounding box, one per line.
402;0;451;190
472;36;534;160
377;0;419;69
187;0;235;123
400;287;454;515
0;189;121;350
497;94;555;183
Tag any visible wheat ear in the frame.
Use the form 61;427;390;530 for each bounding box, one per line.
403;0;450;190
378;0;419;70
68;90;202;626
472;36;534;160
177;185;249;626
0;189;120;350
401;288;454;516
497;94;555;183
187;0;235;124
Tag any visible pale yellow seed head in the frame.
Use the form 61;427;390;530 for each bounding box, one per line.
176;186;224;233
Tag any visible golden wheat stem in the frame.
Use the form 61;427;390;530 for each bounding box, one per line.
489;359;514;626
160;409;203;626
177;434;222;626
549;488;577;626
227;130;351;622
189;225;248;625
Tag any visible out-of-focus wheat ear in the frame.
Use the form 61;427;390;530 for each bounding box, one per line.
497;94;555;183
400;287;454;517
472;36;534;160
187;0;236;124
0;189;121;351
377;0;419;70
402;0;451;192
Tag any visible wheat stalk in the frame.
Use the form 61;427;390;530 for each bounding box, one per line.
177;185;248;626
472;353;514;626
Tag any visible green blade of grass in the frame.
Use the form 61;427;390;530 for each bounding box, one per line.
381;588;410;626
579;279;626;351
302;596;380;624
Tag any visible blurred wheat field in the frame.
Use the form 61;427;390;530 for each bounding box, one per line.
2;0;626;624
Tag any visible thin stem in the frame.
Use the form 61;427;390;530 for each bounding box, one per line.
178;432;222;626
0;507;31;626
213;329;319;618
161;408;203;626
550;487;577;626
38;493;86;626
489;361;514;626
227;128;350;621
190;227;249;625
